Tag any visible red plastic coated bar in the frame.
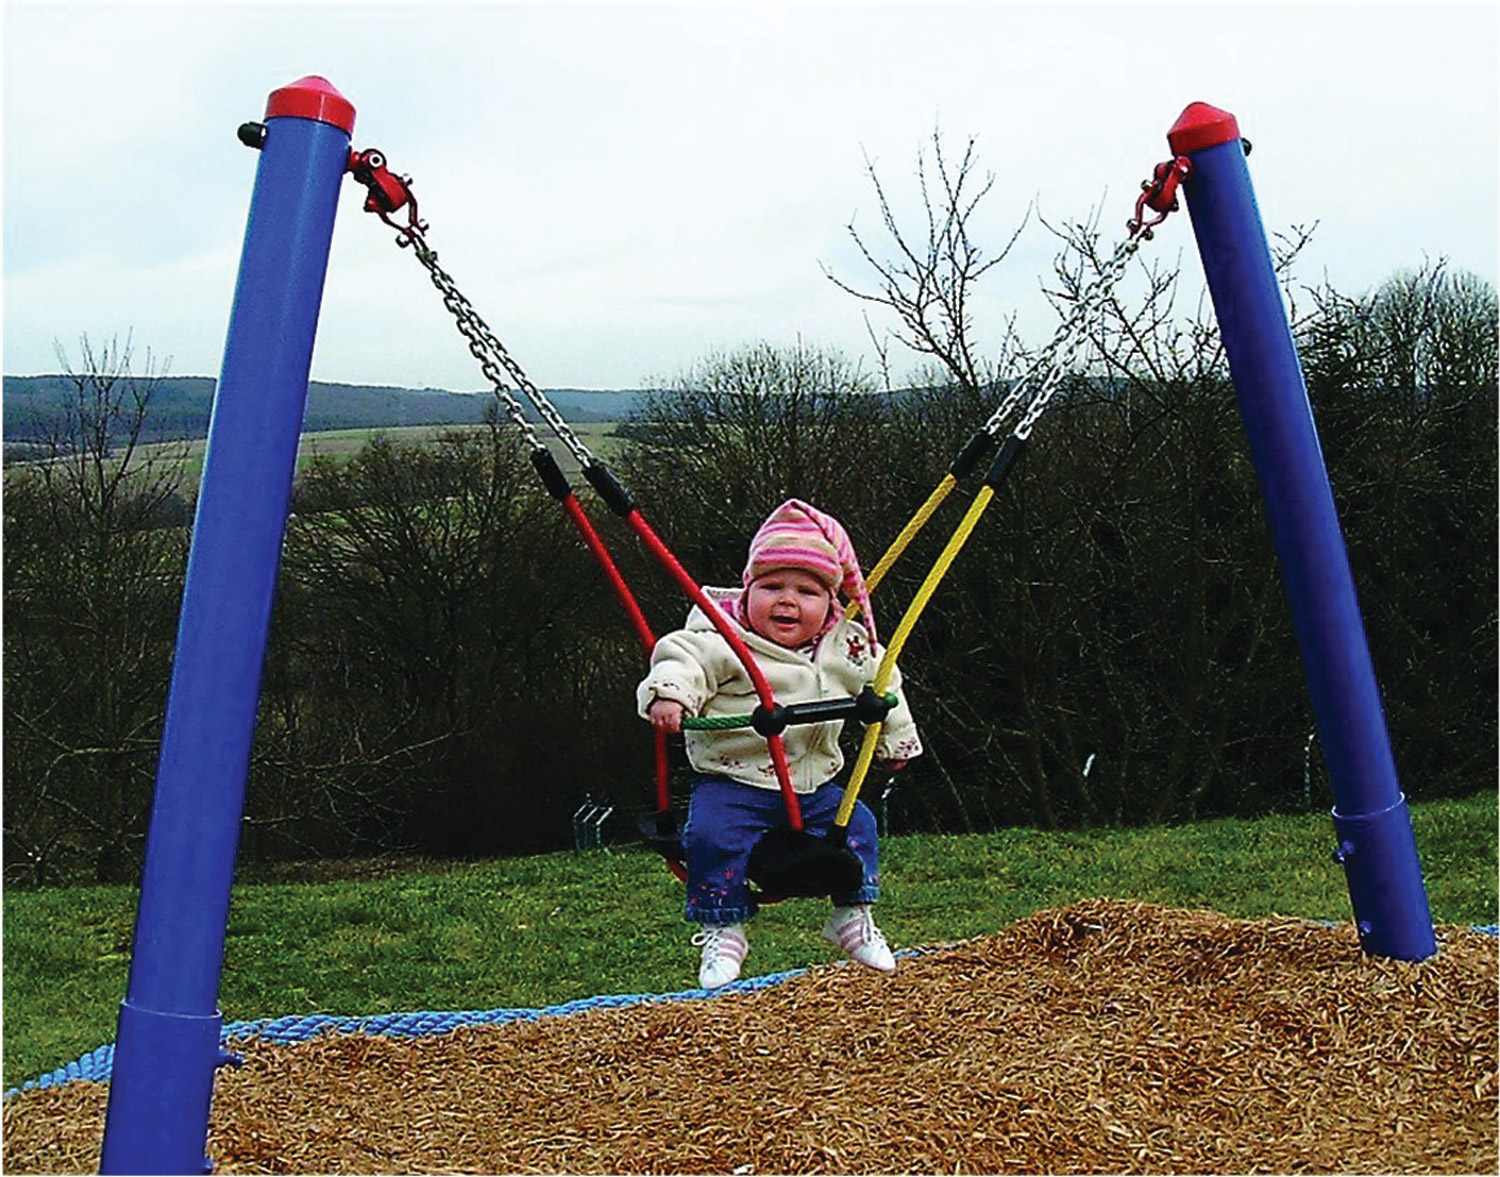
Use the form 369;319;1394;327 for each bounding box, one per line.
560;494;656;656
557;492;676;818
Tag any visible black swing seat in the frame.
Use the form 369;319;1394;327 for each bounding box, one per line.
637;811;864;899
748;826;864;898
637;809;686;860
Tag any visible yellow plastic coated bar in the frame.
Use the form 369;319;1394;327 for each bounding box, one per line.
835;483;998;828
845;474;958;616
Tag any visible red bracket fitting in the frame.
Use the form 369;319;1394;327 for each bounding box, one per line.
1128;156;1192;238
348;148;426;241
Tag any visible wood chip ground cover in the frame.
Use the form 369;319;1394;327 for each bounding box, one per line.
4;899;1495;1174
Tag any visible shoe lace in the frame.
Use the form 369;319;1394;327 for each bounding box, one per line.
841;907;887;950
692;926;737;960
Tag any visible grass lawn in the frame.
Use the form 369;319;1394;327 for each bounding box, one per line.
3;790;1494;1090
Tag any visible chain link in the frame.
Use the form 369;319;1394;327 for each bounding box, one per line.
987;233;1144;442
400;229;597;469
353;149;1168;464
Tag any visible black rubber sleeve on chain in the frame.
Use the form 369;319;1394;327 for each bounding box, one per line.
583;463;636;516
950;428;997;480
948;428;996;479
530;448;572;501
983;434;1027;490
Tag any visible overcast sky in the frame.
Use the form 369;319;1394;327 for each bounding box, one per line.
4;1;1496;392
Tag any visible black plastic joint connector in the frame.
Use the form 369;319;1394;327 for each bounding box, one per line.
983;434;1027;490
950;429;996;480
583;463;636;516
854;686;896;724
237;121;266;150
751;703;789;737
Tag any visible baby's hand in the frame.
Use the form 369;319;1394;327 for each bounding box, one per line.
880;757;910;772
648;698;686;734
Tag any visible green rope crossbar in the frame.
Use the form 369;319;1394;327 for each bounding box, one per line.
682;692;898;732
682;713;760;731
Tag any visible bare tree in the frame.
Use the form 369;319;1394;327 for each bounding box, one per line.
3;334;189;884
822;128;1030;396
621;339;891;588
1295;261;1498;796
258;413;617;861
818;130;1332;830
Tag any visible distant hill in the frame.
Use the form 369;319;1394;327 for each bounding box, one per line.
2;375;644;448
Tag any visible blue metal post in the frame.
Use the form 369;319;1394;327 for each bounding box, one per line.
1167;102;1436;961
99;77;355;1174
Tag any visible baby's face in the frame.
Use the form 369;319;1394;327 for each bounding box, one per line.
744;568;833;648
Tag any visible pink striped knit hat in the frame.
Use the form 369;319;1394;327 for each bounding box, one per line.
742;499;875;643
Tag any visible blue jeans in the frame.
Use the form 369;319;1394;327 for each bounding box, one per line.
682;774;880;924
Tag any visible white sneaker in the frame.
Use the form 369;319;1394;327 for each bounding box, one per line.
823;905;897;973
692;923;748;989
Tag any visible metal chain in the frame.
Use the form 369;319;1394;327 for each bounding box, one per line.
351;146;1178;464
402;233;597;469
346;145;598;464
986;233;1144;442
408;214;1135;459
995;156;1190;443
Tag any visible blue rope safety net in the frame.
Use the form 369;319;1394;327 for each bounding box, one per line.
2;958;878;1099
9;925;1495;1099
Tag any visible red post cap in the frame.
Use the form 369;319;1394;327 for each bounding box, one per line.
264;76;356;134
1167;102;1240;156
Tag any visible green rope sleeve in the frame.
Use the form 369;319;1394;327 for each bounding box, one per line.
681;713;757;731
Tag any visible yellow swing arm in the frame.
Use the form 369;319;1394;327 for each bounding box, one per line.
827;219;1158;829
834;435;1025;829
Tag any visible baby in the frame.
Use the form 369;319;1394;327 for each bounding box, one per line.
637;499;922;988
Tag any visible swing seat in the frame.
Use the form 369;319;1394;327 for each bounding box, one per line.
638;811;862;899
637;810;685;860
747;826;864;899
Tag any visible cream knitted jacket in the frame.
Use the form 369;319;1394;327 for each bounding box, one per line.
636;586;923;794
